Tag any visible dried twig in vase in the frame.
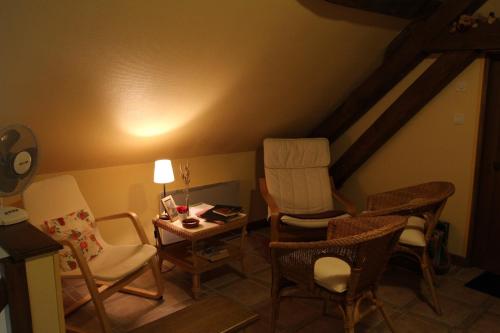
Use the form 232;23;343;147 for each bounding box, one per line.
179;161;191;213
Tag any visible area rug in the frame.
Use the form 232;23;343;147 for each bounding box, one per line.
465;271;500;298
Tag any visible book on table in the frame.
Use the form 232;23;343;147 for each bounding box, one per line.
193;242;230;262
199;204;242;224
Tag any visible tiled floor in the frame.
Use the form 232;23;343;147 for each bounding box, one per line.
64;229;500;332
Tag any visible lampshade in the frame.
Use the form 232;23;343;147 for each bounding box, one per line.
154;159;175;184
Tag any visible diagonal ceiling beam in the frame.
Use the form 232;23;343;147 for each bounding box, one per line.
311;0;487;142
426;21;500;52
331;50;478;187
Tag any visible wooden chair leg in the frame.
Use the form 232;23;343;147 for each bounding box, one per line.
422;254;442;315
372;291;396;333
271;293;280;333
429;261;440;287
93;294;113;333
149;257;164;299
270;275;281;333
83;278;112;333
343;302;355;333
158;257;164;272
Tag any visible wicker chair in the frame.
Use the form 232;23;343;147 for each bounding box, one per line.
362;181;455;315
260;138;356;242
270;216;406;333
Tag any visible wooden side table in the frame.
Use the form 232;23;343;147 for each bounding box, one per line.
153;214;248;298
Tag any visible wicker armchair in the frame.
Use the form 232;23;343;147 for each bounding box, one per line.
270;216;406;333
362;181;455;315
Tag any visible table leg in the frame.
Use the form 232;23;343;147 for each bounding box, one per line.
191;240;201;299
192;273;201;299
240;225;248;276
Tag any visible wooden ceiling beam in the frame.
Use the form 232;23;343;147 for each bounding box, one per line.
426;21;500;52
324;0;441;19
311;0;487;142
331;50;478;187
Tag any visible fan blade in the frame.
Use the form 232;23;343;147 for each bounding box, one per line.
0;149;25;188
0;164;18;193
0;129;20;156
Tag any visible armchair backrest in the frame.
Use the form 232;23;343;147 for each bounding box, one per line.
349;222;404;295
23;175;95;227
263;138;334;214
365;181;455;241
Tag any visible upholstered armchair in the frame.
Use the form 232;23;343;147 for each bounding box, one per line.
260;138;356;242
23;175;164;333
270;216;406;333
362;181;455;314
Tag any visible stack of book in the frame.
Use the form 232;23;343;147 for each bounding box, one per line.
195;244;229;262
199;205;242;225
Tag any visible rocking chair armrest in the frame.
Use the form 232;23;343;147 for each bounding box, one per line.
259;178;279;216
95;212;150;245
59;239;94;277
332;190;357;216
329;177;357;216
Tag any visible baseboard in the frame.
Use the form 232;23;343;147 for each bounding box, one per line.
450;254;471;267
247;219;268;231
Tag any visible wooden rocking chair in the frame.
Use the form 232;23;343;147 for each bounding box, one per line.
23;175;164;333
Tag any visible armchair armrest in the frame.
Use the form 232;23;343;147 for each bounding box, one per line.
259;178;281;241
330;177;357;216
259;178;279;216
59;239;94;277
95;212;149;245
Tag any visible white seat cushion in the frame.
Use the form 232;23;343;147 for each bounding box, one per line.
399;216;426;247
62;244;157;281
281;214;351;228
314;257;351;293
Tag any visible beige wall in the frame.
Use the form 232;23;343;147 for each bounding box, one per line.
333;58;485;256
33;151;255;245
0;1;404;174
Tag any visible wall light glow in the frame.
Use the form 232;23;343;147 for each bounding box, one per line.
108;59;239;138
117;97;200;137
111;78;203;137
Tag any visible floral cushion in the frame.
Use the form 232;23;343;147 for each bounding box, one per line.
41;209;103;272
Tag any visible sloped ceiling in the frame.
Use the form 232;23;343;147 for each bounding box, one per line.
0;0;405;173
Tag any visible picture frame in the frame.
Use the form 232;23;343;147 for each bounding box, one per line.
161;195;179;222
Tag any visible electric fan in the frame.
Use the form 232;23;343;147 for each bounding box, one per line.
0;124;38;225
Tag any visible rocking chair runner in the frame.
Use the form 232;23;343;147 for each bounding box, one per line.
270;216;407;333
23;175;164;333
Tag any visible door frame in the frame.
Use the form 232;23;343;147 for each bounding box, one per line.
467;52;500;266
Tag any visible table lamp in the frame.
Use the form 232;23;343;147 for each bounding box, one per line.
154;159;175;219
